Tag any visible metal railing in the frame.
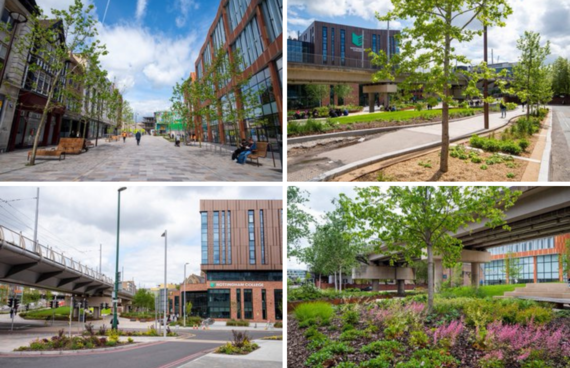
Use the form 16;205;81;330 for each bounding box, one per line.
288;51;381;70
0;225;114;285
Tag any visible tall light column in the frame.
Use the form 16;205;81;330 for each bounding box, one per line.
112;187;127;331
161;230;167;337
183;262;188;327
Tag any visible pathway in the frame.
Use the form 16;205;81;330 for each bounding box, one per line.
549;105;570;181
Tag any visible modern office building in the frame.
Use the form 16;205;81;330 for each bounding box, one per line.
287;269;307;281
170;199;283;322
483;234;569;285
193;0;283;147
287;21;400;108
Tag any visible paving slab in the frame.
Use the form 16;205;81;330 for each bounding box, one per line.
0;136;282;182
179;340;282;368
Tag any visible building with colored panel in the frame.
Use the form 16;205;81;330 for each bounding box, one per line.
154;111;184;134
287;21;400;109
170;199;283;322
483;234;569;285
193;0;283;148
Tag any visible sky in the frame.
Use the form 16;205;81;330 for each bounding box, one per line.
0;186;282;289
38;0;221;120
287;0;570;66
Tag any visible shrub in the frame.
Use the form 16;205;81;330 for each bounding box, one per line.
226;319;250;327
431;319;464;348
514;306;553;325
500;140;522;155
519;139;530;151
294;302;334;326
359;356;393;368
273;321;282;328
397;349;460;367
409;330;429;348
339;329;369;341
342;309;360;326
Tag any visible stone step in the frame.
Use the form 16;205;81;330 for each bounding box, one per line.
504;291;570;298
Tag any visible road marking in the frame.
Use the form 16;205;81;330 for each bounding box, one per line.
154;348;216;368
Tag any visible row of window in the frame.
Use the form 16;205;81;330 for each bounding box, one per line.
488;237;554;255
484;254;561;284
231;16;264;71
207;271;283;281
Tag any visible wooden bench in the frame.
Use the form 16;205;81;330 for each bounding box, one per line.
58;138;87;154
28;148;65;161
248;142;270;167
106;135;120;142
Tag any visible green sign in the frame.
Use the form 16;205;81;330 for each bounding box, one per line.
210;282;216;287
352;33;363;47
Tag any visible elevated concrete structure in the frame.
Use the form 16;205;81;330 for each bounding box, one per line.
0;225;134;300
501;283;570;308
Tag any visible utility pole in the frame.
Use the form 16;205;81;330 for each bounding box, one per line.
483;0;489;130
161;230;167;338
33;188;39;252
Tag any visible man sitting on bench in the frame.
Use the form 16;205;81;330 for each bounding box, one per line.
236;138;256;164
232;139;247;161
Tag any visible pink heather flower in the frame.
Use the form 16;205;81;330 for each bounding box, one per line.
516;350;531;361
432;318;464;347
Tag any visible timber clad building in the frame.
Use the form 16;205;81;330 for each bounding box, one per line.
193;0;283;147
170;200;283;322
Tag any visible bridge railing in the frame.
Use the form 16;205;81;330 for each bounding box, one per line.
288;51;383;70
0;225;113;285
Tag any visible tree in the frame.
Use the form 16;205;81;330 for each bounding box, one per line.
185;302;192;317
305;85;329;107
551;57;570;96
22;288;41;305
414;260;428;285
12;0;107;165
287;186;313;258
333;84;353;105
502;251;521;284
510;31;551;118
133;289;155;311
372;0;512;173
450;262;464;287
562;239;570;279
340;186;521;312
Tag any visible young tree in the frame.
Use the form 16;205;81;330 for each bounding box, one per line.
287;186;313;258
510;31;551;118
14;0;107;165
333;84;353;105
133;289;155;311
305;84;329;107
450;262;464;287
562;239;570;280
372;0;512;173
502;251;521;284
340;186;521;312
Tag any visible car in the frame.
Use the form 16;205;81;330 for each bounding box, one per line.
362;286;373;291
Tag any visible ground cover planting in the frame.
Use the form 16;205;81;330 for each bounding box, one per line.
287;109;481;137
215;331;260;355
288;284;396;303
15;328;135;351
287;294;570;368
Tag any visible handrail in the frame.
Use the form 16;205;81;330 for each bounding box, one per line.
0;224;115;286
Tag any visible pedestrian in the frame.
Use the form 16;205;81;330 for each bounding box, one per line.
175;134;181;147
122;131;127;143
500;98;507;118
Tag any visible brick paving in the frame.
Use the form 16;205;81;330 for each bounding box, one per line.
0;136;282;182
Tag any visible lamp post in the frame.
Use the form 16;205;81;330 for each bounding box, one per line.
483;0;490;130
183;262;188;327
112;187;127;331
161;230;167;337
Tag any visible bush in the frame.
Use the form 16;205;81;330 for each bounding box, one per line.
398;349;460;367
361;340;405;355
294;302;334;327
273;321;282;328
519;139;530;151
500;140;522;155
226;319;250;327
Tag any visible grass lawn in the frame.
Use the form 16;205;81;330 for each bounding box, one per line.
22;306;85;318
439;284;526;299
329;108;482;125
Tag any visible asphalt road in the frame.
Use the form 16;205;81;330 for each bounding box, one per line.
550;105;570;181
0;341;220;368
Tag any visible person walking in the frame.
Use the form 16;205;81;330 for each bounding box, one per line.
122;131;127;143
500;99;507;118
135;131;141;146
175;134;181;147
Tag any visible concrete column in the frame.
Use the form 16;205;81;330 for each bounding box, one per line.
368;93;375;113
397;280;405;296
434;259;444;290
471;262;481;288
372;280;380;292
93;307;100;320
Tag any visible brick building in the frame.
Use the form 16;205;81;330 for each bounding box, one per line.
170;199;283;323
193;0;283;147
287;20;400;109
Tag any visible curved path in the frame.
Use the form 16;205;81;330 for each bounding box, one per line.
549;105;570;181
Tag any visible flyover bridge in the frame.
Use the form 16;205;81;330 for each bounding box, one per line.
355;187;570;292
0;225;134;302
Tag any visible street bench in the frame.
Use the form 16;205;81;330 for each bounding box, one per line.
248;142;276;167
106;135;120;142
58;138;87;154
28;148;65;161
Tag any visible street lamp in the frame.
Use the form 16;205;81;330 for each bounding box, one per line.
112;187;127;331
183;262;188;327
161;230;167;337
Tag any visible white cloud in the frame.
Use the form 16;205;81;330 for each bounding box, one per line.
174;0;200;28
288;0;393;21
129;98;172;118
136;0;148;21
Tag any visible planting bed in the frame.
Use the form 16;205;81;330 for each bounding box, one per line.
287;297;570;368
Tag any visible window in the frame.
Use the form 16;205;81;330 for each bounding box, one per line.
243;289;253;319
248;210;255;264
340;29;345;66
537;254;559;282
207;271;283;281
322;26;327;64
260;210;266;264
331;28;335;62
225;0;252;31
227;211;232;264
231;17;264;70
261;289;267;320
208;289;230;318
221;211;225;264
213;211;220;264
212;17;226;51
1;8;13;28
261;0;282;43
236;289;241;319
274;289;282;320
203;43;212;68
201;212;208;264
372;34;377;53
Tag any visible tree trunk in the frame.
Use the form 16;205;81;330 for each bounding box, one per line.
318;273;322;289
30;68;62;165
333;271;337;291
440;9;452;173
427;243;434;313
339;267;342;292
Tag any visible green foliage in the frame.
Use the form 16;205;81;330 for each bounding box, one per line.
132;289;155;311
294;302;334;327
410;330;430;348
418;160;432;168
342;309;360;326
470;135;525;156
305;85;329;107
359;356;393;368
339;329;369;341
287;187;313;258
226;319;250;327
514;306;553;325
480;164;488;170
328;108;479;125
397;349;459;368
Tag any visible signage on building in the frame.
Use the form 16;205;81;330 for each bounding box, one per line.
351;33;363;47
210;282;264;288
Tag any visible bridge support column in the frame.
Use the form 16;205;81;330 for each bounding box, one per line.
368;93;375;113
397;280;405;296
471;262;481;288
93;307;100;320
372;280;379;291
434;259;444;290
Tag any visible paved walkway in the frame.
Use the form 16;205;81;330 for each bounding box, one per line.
549;105;570;181
0;136;282;182
288;108;522;181
180;340;282;368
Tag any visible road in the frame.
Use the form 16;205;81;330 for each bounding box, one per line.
550;105;570;181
